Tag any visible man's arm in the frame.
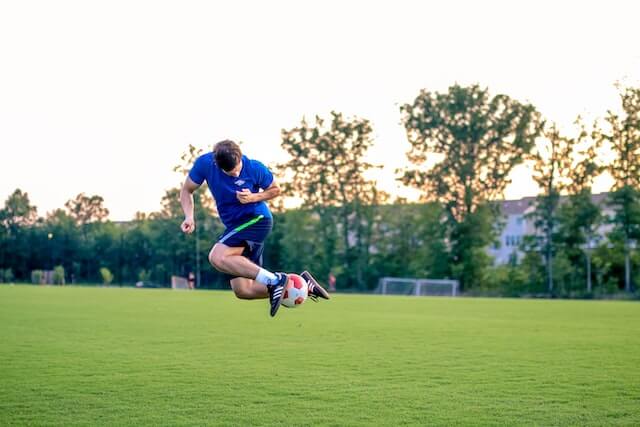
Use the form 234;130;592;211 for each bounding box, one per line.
236;181;281;204
180;177;201;234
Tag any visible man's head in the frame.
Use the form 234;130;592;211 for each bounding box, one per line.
214;140;242;175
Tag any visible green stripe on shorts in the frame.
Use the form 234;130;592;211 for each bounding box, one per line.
219;215;265;244
233;215;264;232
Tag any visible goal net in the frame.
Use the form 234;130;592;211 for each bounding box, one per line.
376;277;459;297
171;275;190;290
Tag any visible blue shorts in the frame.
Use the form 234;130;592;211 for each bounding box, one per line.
218;215;272;278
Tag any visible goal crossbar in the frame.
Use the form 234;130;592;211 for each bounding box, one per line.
377;277;459;297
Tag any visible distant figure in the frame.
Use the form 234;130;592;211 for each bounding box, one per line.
188;271;195;289
328;272;336;292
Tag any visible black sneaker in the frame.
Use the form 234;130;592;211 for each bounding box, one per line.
268;272;288;317
301;271;330;301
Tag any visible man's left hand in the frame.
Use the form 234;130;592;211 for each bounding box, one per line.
236;188;256;204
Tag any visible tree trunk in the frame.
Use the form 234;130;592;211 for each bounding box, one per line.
624;242;631;292
546;230;553;294
586;251;592;293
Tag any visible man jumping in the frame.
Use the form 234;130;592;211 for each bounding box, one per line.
180;140;329;317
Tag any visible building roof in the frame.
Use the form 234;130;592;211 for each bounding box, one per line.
496;192;610;216
499;196;536;216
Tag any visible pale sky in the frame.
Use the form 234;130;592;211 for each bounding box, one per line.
1;0;639;220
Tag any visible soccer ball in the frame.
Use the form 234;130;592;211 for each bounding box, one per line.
281;273;308;308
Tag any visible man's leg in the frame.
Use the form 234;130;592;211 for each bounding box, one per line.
230;277;268;299
209;242;286;316
209;243;262;280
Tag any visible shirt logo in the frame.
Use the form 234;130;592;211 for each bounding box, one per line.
234;179;245;186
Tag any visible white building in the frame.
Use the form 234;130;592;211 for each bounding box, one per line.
488;193;612;265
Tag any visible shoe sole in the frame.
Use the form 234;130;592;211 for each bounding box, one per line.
301;271;330;300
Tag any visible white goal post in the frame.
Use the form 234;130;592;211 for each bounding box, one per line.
171;275;190;290
376;277;459;297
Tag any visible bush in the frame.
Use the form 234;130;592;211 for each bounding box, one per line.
31;270;43;284
52;265;65;285
137;269;150;283
100;267;114;286
0;268;14;283
479;264;528;297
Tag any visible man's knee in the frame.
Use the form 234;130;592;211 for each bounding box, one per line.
231;280;254;299
208;246;225;271
232;287;253;300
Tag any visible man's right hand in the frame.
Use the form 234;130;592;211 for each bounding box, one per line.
181;217;196;234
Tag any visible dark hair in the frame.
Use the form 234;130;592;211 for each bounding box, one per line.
213;140;242;172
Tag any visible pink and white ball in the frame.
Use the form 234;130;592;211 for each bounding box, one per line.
281;274;308;308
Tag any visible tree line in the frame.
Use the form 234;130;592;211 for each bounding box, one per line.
1;84;639;296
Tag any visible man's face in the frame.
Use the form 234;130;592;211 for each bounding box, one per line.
222;160;242;177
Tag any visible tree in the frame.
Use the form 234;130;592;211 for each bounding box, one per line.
99;267;113;286
596;85;640;292
555;119;603;293
528;123;576;294
44;209;81;280
400;84;543;289
63;193;110;282
371;201;449;280
65;193;109;225
0;189;38;279
280;111;386;289
0;189;38;228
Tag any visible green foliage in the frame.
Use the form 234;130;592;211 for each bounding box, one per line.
52;265;65;285
607;186;640;243
555;190;603;294
449;204;497;288
556;190;602;251
400;84;543;219
0;86;637;294
280;111;386;289
596;86;640;291
481;264;528;296
269;209;323;275
528;123;578;292
371;202;449;281
99;267;114;286
599;85;640;191
519;251;546;293
527;118;603;294
31;270;43;284
591;244;621;292
0;268;14;283
0;190;38;282
0;189;38;228
137;269;150;282
401;84;543;289
64;193;109;225
551;251;574;295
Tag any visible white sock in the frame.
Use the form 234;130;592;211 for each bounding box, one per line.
255;268;278;286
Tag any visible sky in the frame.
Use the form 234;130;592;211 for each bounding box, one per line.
1;0;639;221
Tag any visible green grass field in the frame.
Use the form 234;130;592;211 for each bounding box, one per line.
1;285;639;426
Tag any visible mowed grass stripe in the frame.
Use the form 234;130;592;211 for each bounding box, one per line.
0;285;639;426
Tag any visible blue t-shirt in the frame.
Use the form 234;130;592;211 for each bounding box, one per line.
188;153;274;229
